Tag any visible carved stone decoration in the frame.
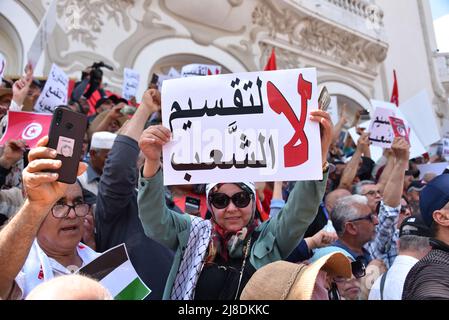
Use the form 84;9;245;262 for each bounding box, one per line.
251;2;388;75
57;0;135;49
259;42;304;70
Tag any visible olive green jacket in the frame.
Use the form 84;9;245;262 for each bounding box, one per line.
137;170;328;299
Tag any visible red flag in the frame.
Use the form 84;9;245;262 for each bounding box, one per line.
264;48;277;71
390;70;399;107
0;111;53;148
67;79;75;102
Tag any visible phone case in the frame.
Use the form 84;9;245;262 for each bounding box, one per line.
47;107;87;184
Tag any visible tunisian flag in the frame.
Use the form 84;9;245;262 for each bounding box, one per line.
264;48;277;71
0;111;53;148
390;70;399;107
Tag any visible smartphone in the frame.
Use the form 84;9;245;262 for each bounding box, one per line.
47;107;88;184
185;196;201;215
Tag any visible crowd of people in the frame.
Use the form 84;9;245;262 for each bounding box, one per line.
0;62;448;301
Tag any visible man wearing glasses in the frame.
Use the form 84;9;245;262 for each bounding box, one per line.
353;137;410;268
0;137;99;300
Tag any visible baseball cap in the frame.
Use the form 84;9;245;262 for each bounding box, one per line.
419;174;449;227
399;215;431;237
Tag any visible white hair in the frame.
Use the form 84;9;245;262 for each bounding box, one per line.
331;195;368;237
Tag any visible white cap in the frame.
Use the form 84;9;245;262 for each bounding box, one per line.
91;131;117;150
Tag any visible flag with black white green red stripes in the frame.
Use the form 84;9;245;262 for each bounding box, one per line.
77;244;151;300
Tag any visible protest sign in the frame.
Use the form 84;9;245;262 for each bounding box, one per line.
347;121;383;162
443;138;449;161
27;0;57;68
370;100;426;159
162;68;322;185
388;116;410;143
400;90;441;147
327;96;339;125
417;162;449;180
368;106;395;148
0;111;52;148
122;68;140;100
181;64;221;77
34;64;69;113
78;244;151;300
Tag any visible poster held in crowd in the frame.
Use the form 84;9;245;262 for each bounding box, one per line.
0;111;53;148
181;64;222;77
370;99;426;159
162;68;323;185
388;116;410;143
368;107;395;149
34;64;69;114
27;0;58;68
442;138;449;161
400;90;441;147
77;244;151;300
122;68;140;100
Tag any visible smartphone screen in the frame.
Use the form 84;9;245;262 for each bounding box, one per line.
47;107;87;184
185;196;201;215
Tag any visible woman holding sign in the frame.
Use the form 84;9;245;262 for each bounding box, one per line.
137;109;333;300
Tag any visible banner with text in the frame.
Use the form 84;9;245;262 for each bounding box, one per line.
34;64;69;114
122;68;140;100
162;68;322;185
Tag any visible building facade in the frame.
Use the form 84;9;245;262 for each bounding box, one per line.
1;0;448;130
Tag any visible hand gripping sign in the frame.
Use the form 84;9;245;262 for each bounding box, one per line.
162;68;322;185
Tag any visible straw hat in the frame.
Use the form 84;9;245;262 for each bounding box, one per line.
240;252;352;300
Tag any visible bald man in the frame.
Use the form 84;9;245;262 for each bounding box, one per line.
26;274;111;300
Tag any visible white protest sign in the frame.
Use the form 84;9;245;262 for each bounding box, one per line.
0;53;5;82
162;68;322;185
27;0;57;68
443;138;449;161
34;64;69;114
328;96;339;125
122;68;140;100
181;64;222;78
368;107;395;149
370;100;426;159
399;90;441;147
156;68;181;91
347;121;383;162
417;162;449;180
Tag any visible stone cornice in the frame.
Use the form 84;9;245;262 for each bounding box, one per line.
251;1;388;76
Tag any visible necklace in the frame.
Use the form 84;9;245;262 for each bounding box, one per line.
234;237;252;300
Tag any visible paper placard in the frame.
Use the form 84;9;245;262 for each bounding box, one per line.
122;68;140;100
162;68;322;185
34;64;69;113
181;64;222;78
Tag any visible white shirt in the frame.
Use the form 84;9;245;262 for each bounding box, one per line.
368;255;419;300
14;240;100;299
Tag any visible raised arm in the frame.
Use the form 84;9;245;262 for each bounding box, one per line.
0;137;86;299
338;132;369;191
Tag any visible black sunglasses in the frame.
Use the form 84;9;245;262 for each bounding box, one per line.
351;258;366;279
209;191;252;209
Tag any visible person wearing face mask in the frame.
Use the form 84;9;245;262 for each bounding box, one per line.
137;109;333;300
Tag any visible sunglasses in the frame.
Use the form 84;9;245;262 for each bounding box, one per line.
351;258;366;278
400;205;411;214
209;191;252;209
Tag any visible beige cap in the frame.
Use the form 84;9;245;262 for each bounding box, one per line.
240;252;352;300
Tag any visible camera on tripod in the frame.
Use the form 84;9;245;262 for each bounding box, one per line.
89;61;113;86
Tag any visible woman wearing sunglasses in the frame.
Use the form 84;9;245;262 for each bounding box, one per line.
137;109;333;300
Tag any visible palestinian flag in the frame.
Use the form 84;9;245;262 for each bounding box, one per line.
78;244;151;300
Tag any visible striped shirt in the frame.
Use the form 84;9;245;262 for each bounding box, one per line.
402;239;449;300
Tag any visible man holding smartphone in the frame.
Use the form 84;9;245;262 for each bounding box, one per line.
0;136;100;299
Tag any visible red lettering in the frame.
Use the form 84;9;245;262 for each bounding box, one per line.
267;73;312;167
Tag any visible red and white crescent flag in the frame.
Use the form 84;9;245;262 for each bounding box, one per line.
0;111;53;148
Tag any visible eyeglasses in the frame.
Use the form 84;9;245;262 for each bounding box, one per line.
51;203;90;219
351;258;366;278
362;190;381;197
348;213;377;224
209;191;252;209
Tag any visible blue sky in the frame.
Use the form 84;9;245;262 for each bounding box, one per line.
430;0;449;52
